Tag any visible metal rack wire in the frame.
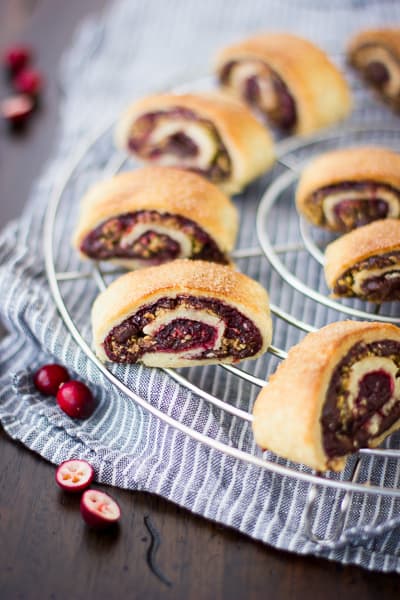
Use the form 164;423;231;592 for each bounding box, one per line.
44;113;400;548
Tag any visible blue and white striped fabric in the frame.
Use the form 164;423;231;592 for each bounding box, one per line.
2;0;400;573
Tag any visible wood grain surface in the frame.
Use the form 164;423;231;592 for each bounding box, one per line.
0;1;399;598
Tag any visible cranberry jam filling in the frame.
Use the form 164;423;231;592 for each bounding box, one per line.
103;295;262;363
154;319;217;351
80;210;228;265
128;108;231;183
321;340;400;460
364;61;390;87
334;251;400;302
220;60;297;131
361;270;400;301
309;180;400;230
351;45;400;110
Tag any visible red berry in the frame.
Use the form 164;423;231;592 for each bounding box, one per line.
56;381;95;419
33;363;70;396
13;68;43;96
55;459;94;492
4;45;32;74
80;490;121;528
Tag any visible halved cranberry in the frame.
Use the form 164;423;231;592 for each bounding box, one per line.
33;363;70;396
3;45;32;74
1;95;34;128
13;68;43;96
55;459;94;492
56;381;95;419
80;490;121;528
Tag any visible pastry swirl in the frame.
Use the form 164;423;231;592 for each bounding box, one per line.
115;92;275;194
215;33;351;135
92;260;272;367
296;146;400;232
325;219;400;302
73;167;238;269
348;28;400;112
253;321;400;471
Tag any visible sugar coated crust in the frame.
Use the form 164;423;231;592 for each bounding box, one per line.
324;218;400;289
348;28;400;59
252;320;400;471
115;92;275;194
92;259;272;366
215;32;352;135
296;146;400;219
73;167;238;259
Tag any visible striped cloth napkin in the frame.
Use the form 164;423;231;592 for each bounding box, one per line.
2;0;400;573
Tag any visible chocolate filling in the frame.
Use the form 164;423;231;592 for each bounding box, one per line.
80;210;229;265
128;108;231;183
219;60;297;131
308;180;400;231
334;251;400;302
103;295;263;363
321;340;400;460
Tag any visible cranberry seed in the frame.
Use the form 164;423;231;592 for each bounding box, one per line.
80;489;121;528
55;459;94;493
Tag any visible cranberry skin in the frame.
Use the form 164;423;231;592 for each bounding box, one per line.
34;364;70;396
55;459;94;493
13;68;43;96
56;381;96;419
4;45;32;74
80;490;121;529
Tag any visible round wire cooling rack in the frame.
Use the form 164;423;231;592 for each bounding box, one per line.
44;115;400;548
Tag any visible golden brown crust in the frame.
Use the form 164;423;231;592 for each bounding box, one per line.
348;28;400;60
115;92;275;194
73;167;239;262
91;259;272;366
252;320;400;471
215;32;352;135
325;219;400;289
347;29;400;112
296;146;400;221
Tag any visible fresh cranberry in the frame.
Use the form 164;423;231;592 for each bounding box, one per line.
3;45;32;75
55;459;94;492
56;381;96;419
33;363;70;396
13;68;43;97
80;490;121;528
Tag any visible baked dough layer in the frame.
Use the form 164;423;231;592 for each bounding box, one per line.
115;92;275;195
325;219;400;298
348;28;400;109
73;167;238;268
92;259;272;367
296;146;400;230
253;321;400;471
215;32;352;135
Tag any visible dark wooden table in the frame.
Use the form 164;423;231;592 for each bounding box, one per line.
0;1;399;598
